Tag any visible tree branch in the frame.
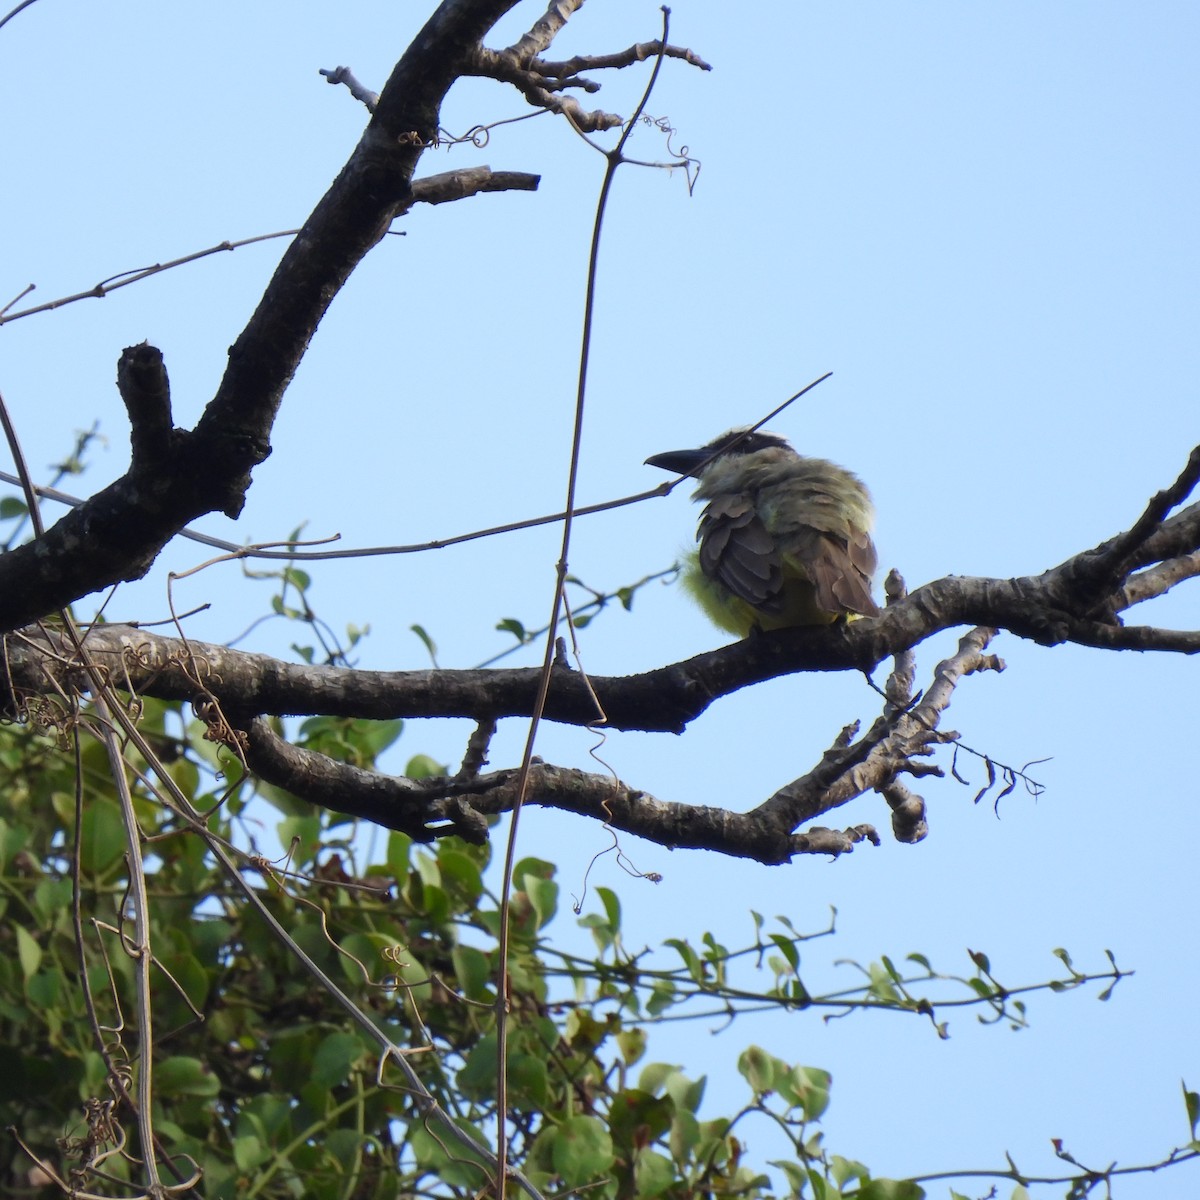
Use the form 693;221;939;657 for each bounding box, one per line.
244;718;490;843
468;16;712;132
1058;446;1200;616
0;0;540;635
406;166;541;211
4;508;1195;745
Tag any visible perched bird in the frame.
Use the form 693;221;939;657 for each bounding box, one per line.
645;428;880;636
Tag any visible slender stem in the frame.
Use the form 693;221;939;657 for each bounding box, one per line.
492;14;674;1195
91;696;164;1197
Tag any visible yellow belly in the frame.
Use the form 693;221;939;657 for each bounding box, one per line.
680;555;839;636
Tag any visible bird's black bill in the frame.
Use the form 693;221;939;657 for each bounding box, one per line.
644;447;710;477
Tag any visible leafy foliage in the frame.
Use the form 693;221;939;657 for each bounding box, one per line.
0;695;1170;1198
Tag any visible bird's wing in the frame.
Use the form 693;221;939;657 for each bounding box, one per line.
696;493;787;614
788;526;880;618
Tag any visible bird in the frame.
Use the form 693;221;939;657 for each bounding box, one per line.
645;427;880;636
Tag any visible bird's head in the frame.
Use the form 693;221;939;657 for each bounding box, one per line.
644;427;795;479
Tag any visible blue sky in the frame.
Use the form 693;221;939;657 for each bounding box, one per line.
2;2;1198;1195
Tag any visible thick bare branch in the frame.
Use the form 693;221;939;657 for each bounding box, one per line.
195;0;525;487
244;718;489;843
406;165;541;210
1058;445;1200;615
116;343;174;470
467;763;877;864
3;505;1195;742
0;1;556;635
240;734;878;865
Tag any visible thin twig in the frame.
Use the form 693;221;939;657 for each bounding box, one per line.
493;12;674;1192
0;467;668;560
90;696;164;1195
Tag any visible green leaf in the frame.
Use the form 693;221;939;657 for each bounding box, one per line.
409;1116;491;1188
662;1069;705;1115
638;1062;681;1096
0;818;29;871
387;831;412;879
156;1056;220;1097
665;937;704;982
831;1155;870;1187
617;1027;646;1066
457;1034;499;1101
311;1031;366;1088
508;1053;549;1108
411;623;438;665
27;967;61;1008
970;948;992;974
858;1180;926;1199
579;911;614;952
405;753;445;780
451;944;492;1001
552;1115;614;1186
737;1045;775;1095
277;814;322;865
645;977;678;1017
322;1127;364;1171
773;1063;832;1119
1184;1080;1200;1138
233;1133;270;1172
79;798;126;874
771;1160;811;1196
0;496;28;519
789;978;812;1006
158;950;209;1010
15;926;41;980
867;961;901;1003
356;718;404;757
515;855;555;881
496;618;527;641
635;1149;676;1196
565;1007;609;1051
340;931;402;987
669;1109;700;1163
596;885;621;932
769;932;800;972
438;847;483;904
609;1088;676;1161
522;873;558;930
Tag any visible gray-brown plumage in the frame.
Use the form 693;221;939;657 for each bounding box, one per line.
646;428;879;634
